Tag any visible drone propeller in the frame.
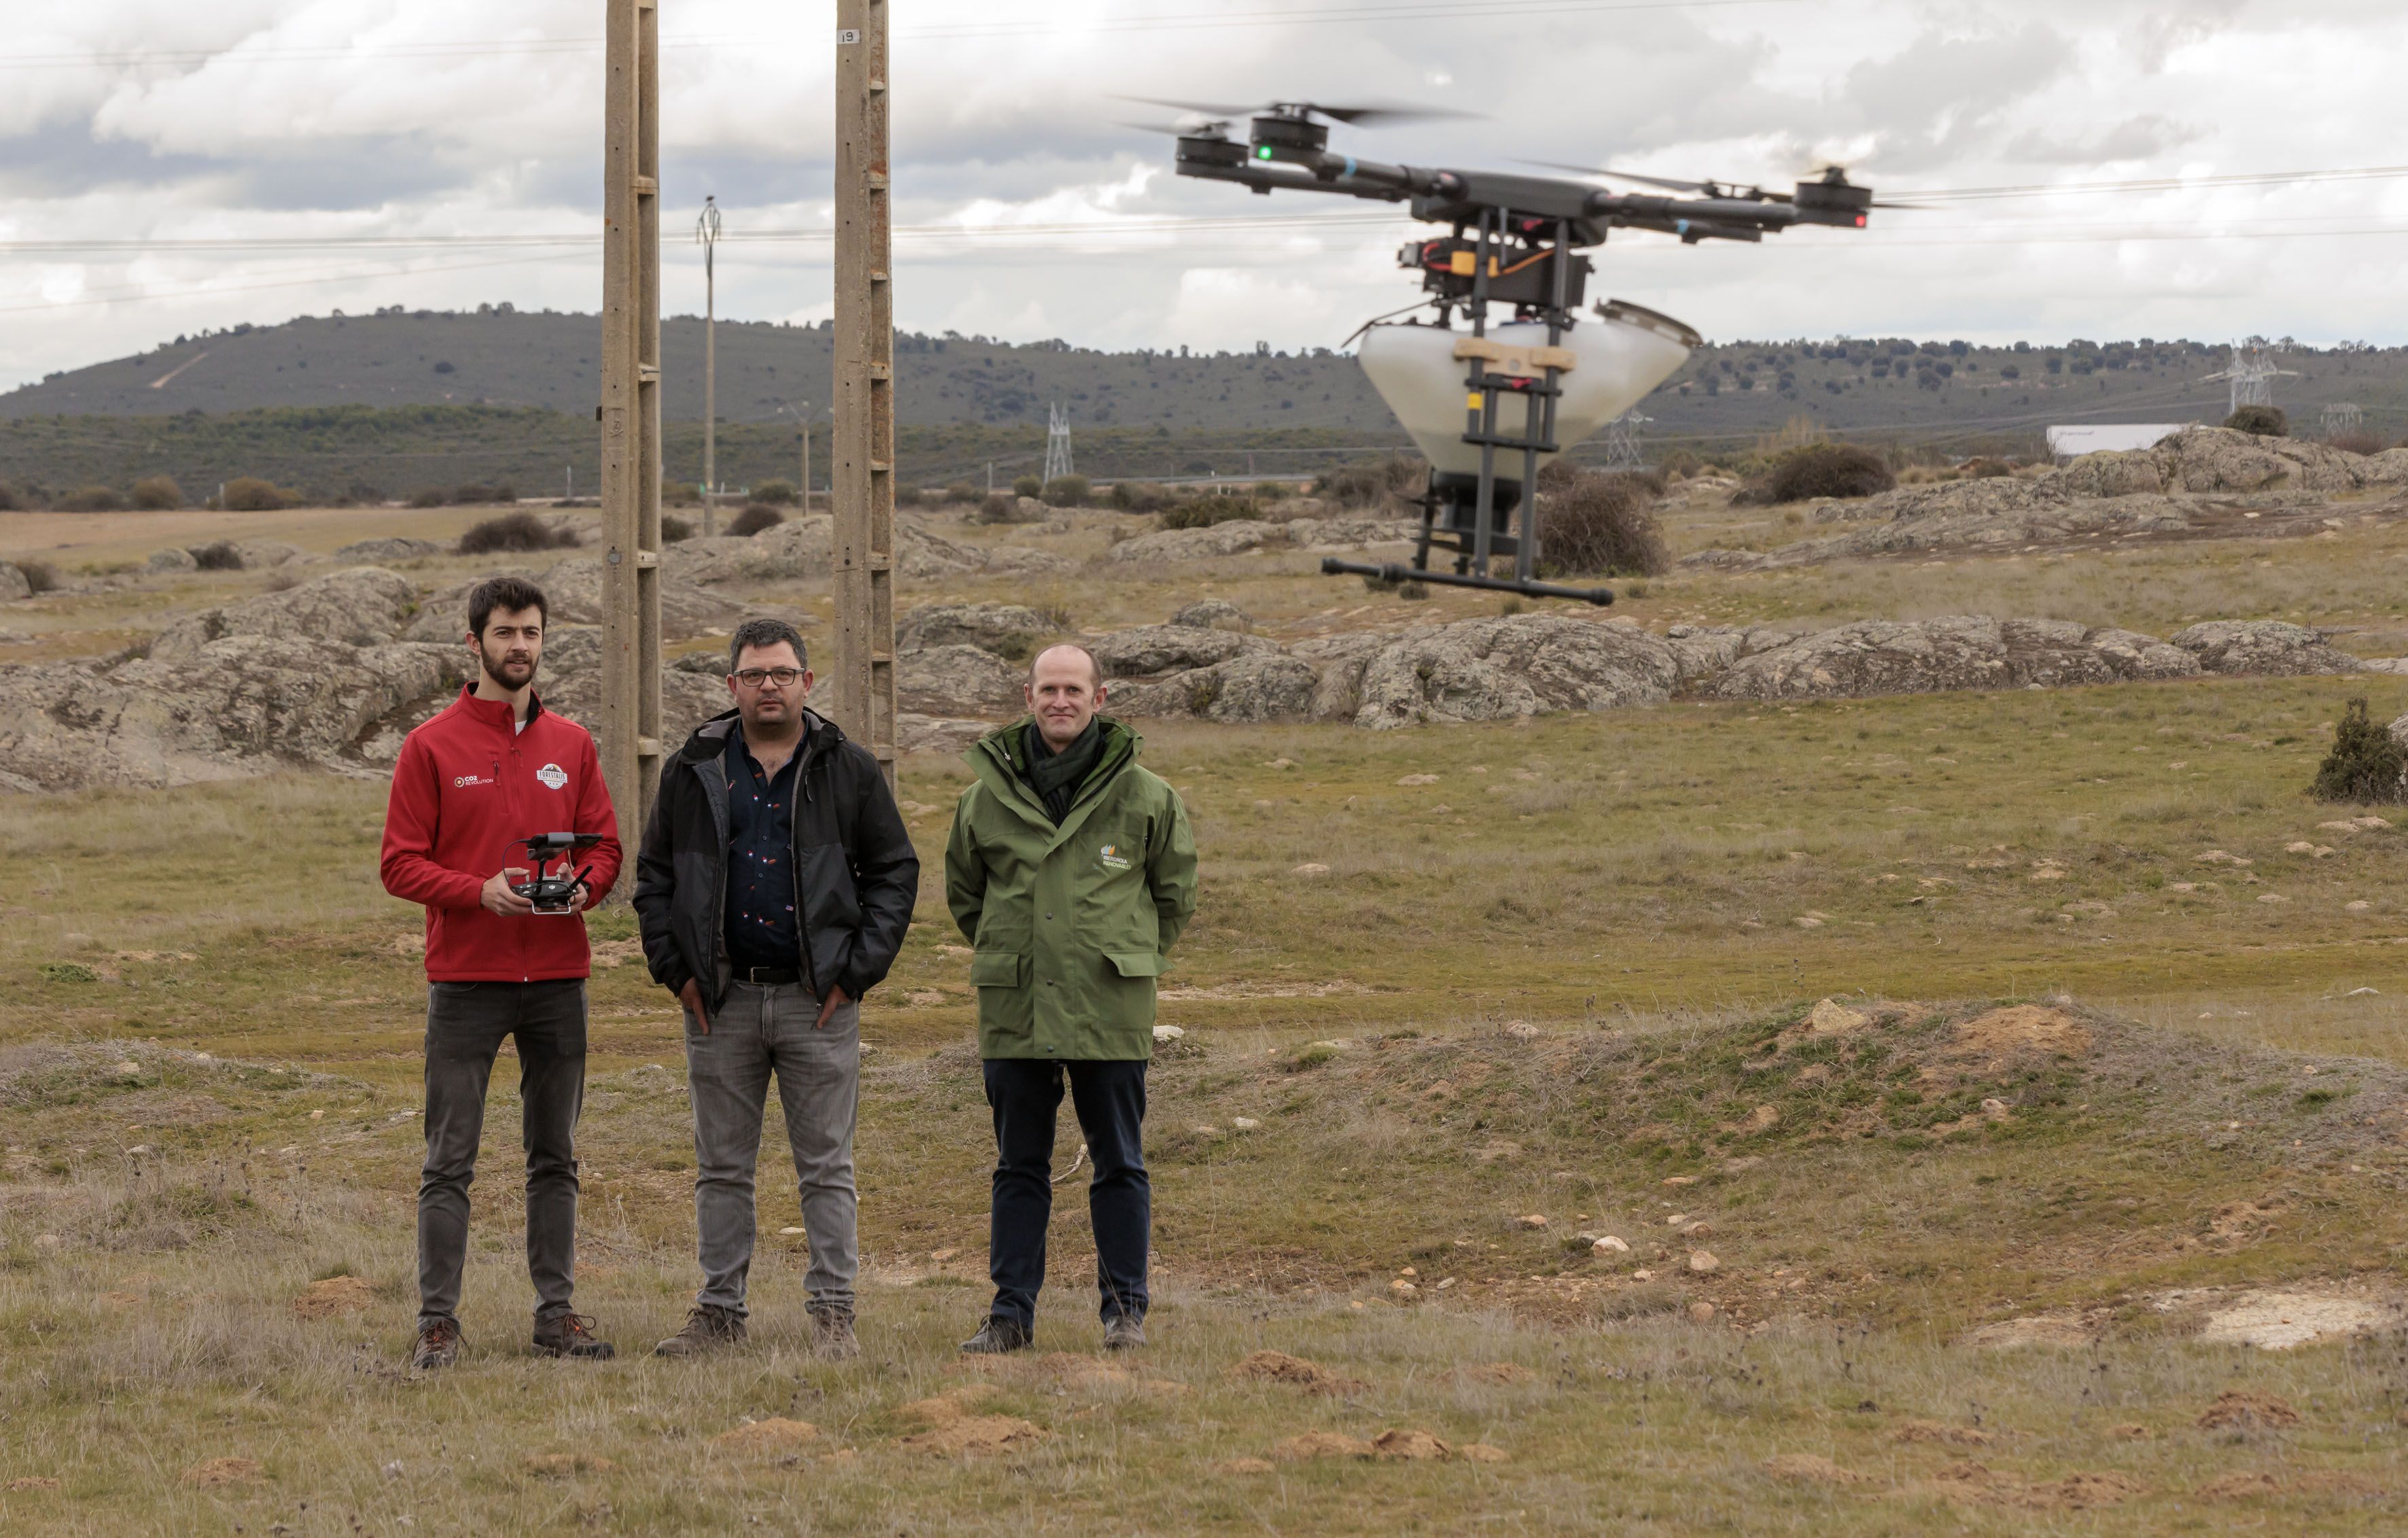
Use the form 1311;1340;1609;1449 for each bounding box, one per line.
1117;94;1477;126
1117;118;1234;137
1522;158;1921;209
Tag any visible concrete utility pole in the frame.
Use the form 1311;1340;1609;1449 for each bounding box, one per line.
832;0;897;786
697;194;722;536
599;0;664;859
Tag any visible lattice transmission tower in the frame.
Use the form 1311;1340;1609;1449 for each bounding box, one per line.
2202;338;2299;415
2321;402;2365;439
1602;409;1650;470
1042;402;1075;483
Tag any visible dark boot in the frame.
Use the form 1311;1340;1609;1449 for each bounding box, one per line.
959;1315;1031;1355
411;1317;462;1371
531;1312;616;1360
655;1304;747;1359
807;1302;860;1362
1102;1313;1147;1350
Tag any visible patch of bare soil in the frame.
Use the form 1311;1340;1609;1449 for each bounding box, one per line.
894;1386;1045;1455
524;1452;618;1476
709;1419;820;1453
292;1275;377;1320
1964;1312;2102;1350
2197;1390;2301;1431
2200;1470;2386;1500
1232;1349;1367;1395
181;1457;263;1488
1910;1463;2144;1510
1892;1420;1991;1447
5;1477;62;1491
1274;1431;1376;1461
1945;1005;2091;1065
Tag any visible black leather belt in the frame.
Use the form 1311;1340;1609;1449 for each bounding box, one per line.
738;967;803;986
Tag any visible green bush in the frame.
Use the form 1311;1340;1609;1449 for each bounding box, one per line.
1766;442;1894;502
1011;474;1043;499
1041;474;1090;508
2224;404;2288;438
38;962;97;984
1159;495;1257;530
1108;482;1173;514
222;476;300;512
1535;470;1669;577
129;475;184;510
726;503;784;538
457;512;576;555
2311;698;2405;803
752;479;798;506
58;485;124;512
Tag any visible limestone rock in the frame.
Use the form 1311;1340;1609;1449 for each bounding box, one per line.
151;566;420;661
1109;519;1286;563
0;563;29;602
1708;616;2205;701
1351;614;1681;728
898;644;1026;714
1106;650;1321;724
543;666;729;748
334;536;442;563
1092;623;1277;680
2169;620;2360;676
898;713;993;755
1169;597;1253;631
896;603;1047;654
147;546;199;573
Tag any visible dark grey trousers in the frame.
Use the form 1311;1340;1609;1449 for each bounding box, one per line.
417;979;587;1330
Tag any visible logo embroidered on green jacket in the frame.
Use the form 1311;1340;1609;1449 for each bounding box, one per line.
1100;843;1133;871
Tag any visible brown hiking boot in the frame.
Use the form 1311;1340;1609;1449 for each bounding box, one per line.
411;1317;462;1371
959;1316;1030;1355
531;1312;616;1360
807;1302;859;1362
653;1304;746;1359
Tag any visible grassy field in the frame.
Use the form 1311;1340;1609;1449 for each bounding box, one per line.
7;493;2408;1530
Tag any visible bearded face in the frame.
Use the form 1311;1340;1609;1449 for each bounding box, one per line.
471;606;544;692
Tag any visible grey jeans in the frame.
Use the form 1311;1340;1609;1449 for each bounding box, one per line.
418;979;587;1330
684;980;861;1314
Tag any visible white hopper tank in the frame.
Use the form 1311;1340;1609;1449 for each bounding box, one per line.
1356;299;1700;478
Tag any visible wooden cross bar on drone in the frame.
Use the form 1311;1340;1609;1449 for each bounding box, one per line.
598;0;665;857
831;0;898;788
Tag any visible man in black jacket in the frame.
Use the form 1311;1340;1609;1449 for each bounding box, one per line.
633;616;919;1361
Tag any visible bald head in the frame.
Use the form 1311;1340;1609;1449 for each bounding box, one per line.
1027;644;1106;750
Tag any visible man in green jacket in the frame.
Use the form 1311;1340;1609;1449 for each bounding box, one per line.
943;643;1197;1353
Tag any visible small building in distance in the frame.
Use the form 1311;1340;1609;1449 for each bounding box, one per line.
2045;423;2197;461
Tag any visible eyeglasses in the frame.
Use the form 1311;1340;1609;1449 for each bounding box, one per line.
732;667;805;689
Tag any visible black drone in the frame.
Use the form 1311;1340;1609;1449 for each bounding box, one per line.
1128;98;1890;601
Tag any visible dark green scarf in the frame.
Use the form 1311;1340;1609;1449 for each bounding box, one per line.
1023;718;1102;823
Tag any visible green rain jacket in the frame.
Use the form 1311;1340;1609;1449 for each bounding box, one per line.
944;716;1198;1060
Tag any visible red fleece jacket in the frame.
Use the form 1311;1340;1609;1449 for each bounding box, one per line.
380;687;623;982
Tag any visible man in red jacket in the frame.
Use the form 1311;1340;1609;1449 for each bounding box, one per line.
380;575;623;1370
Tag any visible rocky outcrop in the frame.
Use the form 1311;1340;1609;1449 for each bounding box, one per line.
1346;616;1682;728
403;556;736;641
896;603;1048;654
898;645;1026;714
1106;651;1323;723
0;563;31;602
1089;624;1278;679
661;514;1072;584
1705;617;2205;700
2169;621;2362;676
147;547;199;574
1109;517;1417;564
1170;598;1253;631
334;536;442;563
151;567;420;661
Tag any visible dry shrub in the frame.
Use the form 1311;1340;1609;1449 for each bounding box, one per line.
2328;430;2386;456
17;558;60;593
190;541;245;571
660;514;694;544
2310;697;2404;804
1109;481;1174;514
457;511;576;555
1535;469;1668;577
222;476;300;512
58;485;124;512
726;503;784;538
1161;494;1258;530
974;494;1023;525
409;487;450;508
1314;455;1425;509
1041;474;1090;508
130;475;184;510
0;482;19;511
1766;442;1894;502
2224;404;2287;438
751;478;798;506
945;482;979;504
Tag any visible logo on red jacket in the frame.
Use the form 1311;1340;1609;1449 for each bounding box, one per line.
536;763;568;790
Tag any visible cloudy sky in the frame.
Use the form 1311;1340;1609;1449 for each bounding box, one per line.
3;0;2405;391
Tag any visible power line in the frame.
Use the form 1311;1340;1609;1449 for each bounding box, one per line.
1887;163;2408;204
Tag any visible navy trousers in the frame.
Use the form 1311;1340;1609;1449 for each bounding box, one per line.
982;1058;1149;1332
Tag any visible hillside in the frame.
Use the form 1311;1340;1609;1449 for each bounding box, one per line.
3;308;2405;497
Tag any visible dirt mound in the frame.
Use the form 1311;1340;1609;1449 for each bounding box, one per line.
897;1415;1046;1454
2197;1390;2301;1430
1947;1006;2091;1064
182;1457;263;1488
292;1274;377;1319
1232;1349;1366;1394
1273;1431;1376;1461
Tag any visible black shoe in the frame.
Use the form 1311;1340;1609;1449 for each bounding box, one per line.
532;1312;616;1360
1102;1313;1147;1350
411;1317;462;1371
959;1316;1031;1355
654;1304;747;1358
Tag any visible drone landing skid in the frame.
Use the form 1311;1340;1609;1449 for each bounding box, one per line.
1321;557;1612;606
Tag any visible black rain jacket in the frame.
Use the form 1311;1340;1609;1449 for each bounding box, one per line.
633;707;920;1011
